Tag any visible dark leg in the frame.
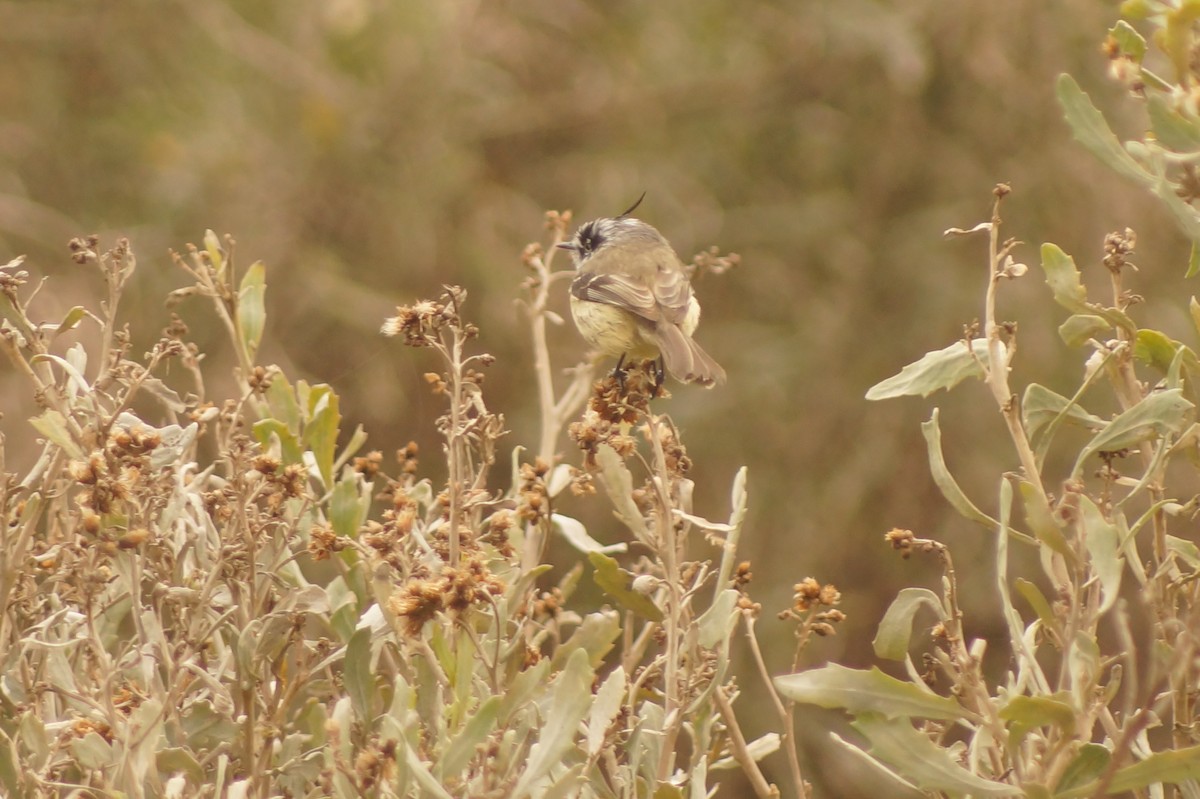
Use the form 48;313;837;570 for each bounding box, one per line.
612;353;627;391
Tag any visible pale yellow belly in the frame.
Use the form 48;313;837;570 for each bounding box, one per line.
569;298;659;359
569;296;701;358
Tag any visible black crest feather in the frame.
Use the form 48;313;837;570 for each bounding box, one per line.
617;192;646;218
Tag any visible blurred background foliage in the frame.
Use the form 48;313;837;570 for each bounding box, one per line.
2;0;1192;794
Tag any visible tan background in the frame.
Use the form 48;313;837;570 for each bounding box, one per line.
1;1;1188;795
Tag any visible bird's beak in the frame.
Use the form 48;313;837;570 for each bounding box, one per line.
556;242;575;251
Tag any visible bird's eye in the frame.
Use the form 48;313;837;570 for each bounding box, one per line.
577;223;604;255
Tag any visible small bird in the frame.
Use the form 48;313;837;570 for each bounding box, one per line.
557;198;726;388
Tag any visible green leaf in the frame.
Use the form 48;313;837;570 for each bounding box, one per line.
28;410;84;460
1167;534;1200;569
588;551;664;622
1055;743;1111;793
252;418;303;466
16;711;49;771
1057;74;1151;187
586;666;627;758
999;694;1076;746
438;695;501;778
136;377;188;414
402;739;454;799
1134;329;1181;373
1057;743;1200;798
125;697;165;782
330;474;368;539
872;588;946;661
1014;578;1059;637
712;733;780;771
595;444;649;542
850;714;1021;796
552;608;622;669
1019;480;1073;559
696;589;739;649
500;659;550;724
1153;171;1200;242
1077;496;1123;614
920;409;1004;531
265;373;302;434
49;306;88;339
552;513;627;554
1075;388;1193;473
1058;314;1110;347
865;338;991;400
716;465;750;591
0;727;23;796
1059;75;1200;244
542;764;586;799
303;384;341;488
827;731;920;792
774;664;966;721
1067;632;1101;710
71;731;113;770
1148;94;1200;152
1041;243;1091;313
344;627;375;722
511;649;594;799
204;229;225;276
32;354;92;396
181;700;239;751
1108;20;1147;61
156;747;205;786
1022;383;1104;441
1189;300;1200;358
237;260;267;360
333;424;369;474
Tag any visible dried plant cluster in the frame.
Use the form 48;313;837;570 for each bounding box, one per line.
0;209;828;799
8;7;1200;798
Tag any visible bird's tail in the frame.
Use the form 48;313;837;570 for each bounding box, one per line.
656;322;726;387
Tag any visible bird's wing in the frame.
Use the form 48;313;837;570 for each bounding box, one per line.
648;264;693;325
571;267;693;326
571;272;660;321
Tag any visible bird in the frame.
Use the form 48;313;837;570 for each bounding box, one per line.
557;197;725;388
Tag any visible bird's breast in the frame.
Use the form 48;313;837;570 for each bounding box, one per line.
570;297;658;358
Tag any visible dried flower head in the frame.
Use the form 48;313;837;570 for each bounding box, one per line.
388;579;444;636
517;459;550;523
382;300;451;347
397;441;419;475
354;450;384;478
568;466;595;496
884;527;915;557
1102;228;1136;274
307;524;341;562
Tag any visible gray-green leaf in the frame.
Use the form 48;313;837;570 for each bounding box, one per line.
1075;388;1193;474
774;664;966;721
866;339;993;400
873;588;946;661
851;714;1021;796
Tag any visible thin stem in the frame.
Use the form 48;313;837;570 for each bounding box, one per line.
743;615;807;799
982;189;1045;507
447;328;463;567
646;416;684;782
522;218;593;570
713;685;779;799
